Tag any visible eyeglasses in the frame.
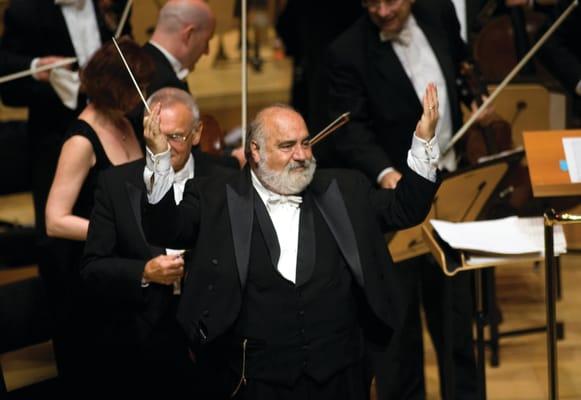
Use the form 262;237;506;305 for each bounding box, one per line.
362;0;404;11
166;131;193;143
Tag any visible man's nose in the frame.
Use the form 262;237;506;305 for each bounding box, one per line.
293;145;307;160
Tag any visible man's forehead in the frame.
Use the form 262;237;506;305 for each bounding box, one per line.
264;111;309;141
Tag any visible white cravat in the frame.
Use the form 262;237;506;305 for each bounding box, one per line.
149;41;190;81
383;15;456;172
143;154;195;293
251;171;301;284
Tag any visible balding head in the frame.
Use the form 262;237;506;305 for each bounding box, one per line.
152;0;216;71
247;104;316;195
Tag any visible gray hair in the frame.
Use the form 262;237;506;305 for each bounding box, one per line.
157;0;213;34
146;87;200;129
244;103;296;160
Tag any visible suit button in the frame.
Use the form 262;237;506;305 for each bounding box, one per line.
211;259;218;265
202;310;209;317
300;328;305;335
208;284;214;291
298;310;305;317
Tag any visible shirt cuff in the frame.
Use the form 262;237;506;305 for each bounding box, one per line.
141;277;150;288
407;132;440;182
145;145;172;175
377;167;396;184
575;80;581;96
30;58;41;80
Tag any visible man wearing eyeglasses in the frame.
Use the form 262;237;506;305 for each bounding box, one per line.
80;87;232;397
321;0;481;399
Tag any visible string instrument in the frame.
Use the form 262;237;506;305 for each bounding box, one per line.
443;0;578;157
457;62;513;165
474;1;547;82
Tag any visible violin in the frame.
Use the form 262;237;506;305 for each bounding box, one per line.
474;1;547;82
457;62;513;165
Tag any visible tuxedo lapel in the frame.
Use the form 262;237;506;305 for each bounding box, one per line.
296;193;316;287
366;21;419;110
311;179;364;287
253;194;281;270
126;181;164;257
226;169;254;288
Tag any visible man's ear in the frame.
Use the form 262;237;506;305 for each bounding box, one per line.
190;121;203;146
181;24;195;44
250;140;261;164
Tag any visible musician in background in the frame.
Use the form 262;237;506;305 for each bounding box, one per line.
140;0;244;168
321;0;493;398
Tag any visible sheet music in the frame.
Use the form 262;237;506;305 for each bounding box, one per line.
430;216;567;255
563;137;581;183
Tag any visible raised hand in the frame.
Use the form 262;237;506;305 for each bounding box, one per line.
415;83;439;141
143;102;168;155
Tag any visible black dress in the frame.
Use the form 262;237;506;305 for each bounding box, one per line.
43;119;113;387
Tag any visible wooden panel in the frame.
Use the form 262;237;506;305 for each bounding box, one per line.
523;130;581;197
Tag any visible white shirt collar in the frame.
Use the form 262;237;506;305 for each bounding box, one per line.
379;15;414;46
250;170;302;210
174;153;195;184
149;40;190;81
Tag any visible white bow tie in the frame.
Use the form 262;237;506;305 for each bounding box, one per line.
267;194;302;209
380;28;412;46
55;0;85;7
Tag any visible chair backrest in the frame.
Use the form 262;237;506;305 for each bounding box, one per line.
199;114;225;155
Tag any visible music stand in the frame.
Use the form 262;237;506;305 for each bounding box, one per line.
523;129;581;400
388;151;523;400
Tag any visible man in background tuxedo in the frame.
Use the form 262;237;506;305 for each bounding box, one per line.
140;83;440;399
321;0;489;398
141;0;243;168
81;87;230;396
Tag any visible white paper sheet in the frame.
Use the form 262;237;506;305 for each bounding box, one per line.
563;137;581;183
430;216;567;255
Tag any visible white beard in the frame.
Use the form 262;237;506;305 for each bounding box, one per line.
255;155;316;195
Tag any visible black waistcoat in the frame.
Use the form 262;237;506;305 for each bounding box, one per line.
230;192;362;387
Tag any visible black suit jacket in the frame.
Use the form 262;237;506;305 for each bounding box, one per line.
142;165;438;350
81;154;231;342
143;42;189;94
322;0;471;177
0;0;128;139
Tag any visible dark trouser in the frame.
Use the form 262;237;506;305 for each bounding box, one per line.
371;255;478;400
231;361;367;400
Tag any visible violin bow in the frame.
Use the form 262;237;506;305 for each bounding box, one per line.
115;0;134;39
442;0;579;157
309;112;351;146
112;37;151;113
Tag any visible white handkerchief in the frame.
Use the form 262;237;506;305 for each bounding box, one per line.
49;68;80;110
